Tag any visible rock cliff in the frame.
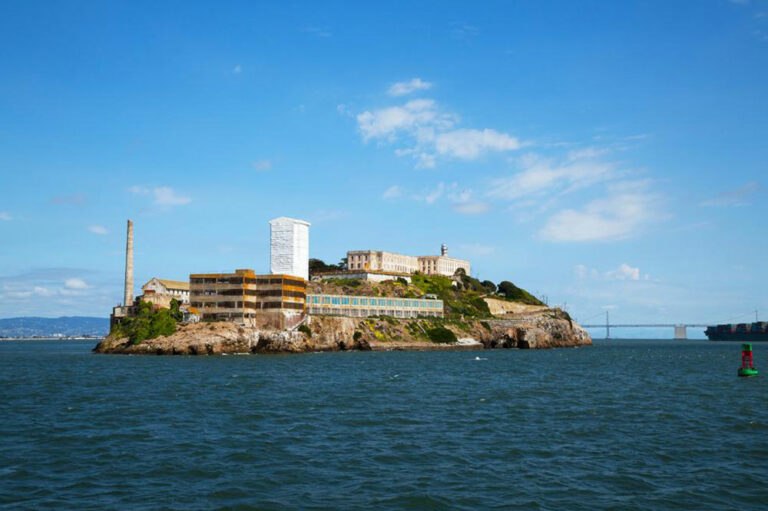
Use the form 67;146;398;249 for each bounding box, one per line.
94;312;591;355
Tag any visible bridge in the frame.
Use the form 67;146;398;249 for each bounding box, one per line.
580;323;710;339
577;310;762;339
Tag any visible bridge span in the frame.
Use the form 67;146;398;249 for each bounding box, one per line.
580;323;710;340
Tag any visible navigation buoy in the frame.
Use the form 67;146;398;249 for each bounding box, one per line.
738;343;758;377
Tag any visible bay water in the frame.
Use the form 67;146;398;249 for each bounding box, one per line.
2;339;768;510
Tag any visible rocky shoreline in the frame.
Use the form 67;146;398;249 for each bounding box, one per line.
94;313;591;355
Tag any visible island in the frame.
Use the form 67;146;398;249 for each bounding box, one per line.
95;269;591;355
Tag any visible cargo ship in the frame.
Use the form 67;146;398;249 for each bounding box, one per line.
705;322;768;341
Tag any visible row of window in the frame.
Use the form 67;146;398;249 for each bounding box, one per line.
307;307;443;318
195;289;306;298
190;276;306;287
306;295;442;309
191;300;305;310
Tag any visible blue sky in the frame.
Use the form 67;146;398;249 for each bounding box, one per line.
0;1;766;337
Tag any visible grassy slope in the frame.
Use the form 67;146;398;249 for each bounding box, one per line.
309;273;544;320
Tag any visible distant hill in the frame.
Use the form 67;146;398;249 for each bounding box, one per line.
0;316;109;337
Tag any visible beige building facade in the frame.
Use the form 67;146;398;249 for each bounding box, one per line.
347;250;419;274
346;245;470;277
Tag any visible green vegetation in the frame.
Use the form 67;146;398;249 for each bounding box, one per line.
353;331;362;341
481;280;497;293
426;326;458;344
309;258;347;275
298;324;312;337
110;300;177;345
328;278;361;287
480;321;492;332
497;281;544;305
410;273;491;318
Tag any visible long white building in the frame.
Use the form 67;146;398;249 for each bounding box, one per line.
347;244;470;277
270;217;310;280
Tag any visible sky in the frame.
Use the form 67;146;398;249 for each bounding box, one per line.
0;1;766;337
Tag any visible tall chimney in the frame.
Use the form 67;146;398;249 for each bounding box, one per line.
124;219;134;306
441;243;448;256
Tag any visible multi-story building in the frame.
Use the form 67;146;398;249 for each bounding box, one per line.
306;294;443;318
346;250;419;273
346;244;470;277
270;217;310;281
417;255;470;277
140;278;190;308
189;269;306;328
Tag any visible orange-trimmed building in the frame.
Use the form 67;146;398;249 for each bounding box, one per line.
189;269;306;328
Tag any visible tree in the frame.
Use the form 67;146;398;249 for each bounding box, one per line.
309;258;347;275
497;281;545;306
170;298;183;322
481;280;497;293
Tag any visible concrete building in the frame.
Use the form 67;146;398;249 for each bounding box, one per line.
346;244;470;277
347;250;419;273
306;294;443;318
189;269;306;328
270;217;310;281
140;278;190;308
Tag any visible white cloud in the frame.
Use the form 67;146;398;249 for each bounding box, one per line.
435;128;522;159
539;181;661;242
446;188;488;214
453;201;488;214
382;185;403;199
0;212;11;221
700;181;760;207
128;185;149;195
64;278;90;289
251;159;272;171
233;65;241;74
575;263;648;281
425;182;445;204
34;286;55;297
489;152;614;201
605;264;641;281
88;225;108;235
356;96;522;167
357;99;456;142
153;187;191;206
387;78;432;97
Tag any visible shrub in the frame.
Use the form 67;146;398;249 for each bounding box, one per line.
298;324;312;337
497;281;545;306
111;300;178;345
353;331;362;341
426;326;457;344
480;321;492;332
331;279;361;287
396;277;408;286
481;280;497;293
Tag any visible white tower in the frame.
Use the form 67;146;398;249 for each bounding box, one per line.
269;217;310;280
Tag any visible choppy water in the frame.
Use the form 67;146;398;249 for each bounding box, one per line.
2;340;768;510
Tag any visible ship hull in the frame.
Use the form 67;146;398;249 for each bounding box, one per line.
706;322;768;341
